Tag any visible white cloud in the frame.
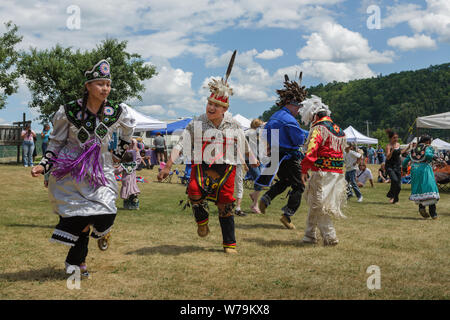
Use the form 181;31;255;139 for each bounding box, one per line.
298;22;394;64
0;117;10;125
296;22;394;82
136;60;203;113
384;0;450;43
255;49;284;60
0;0;347;60
0;0;406;113
203;50;279;103
300;61;375;83
387;34;437;51
135;105;166;116
167;109;177;117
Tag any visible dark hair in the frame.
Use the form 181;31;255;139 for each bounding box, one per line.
122;151;134;163
315;111;328;119
385;128;398;139
418;134;432;144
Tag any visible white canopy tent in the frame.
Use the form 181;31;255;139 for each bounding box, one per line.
344;126;378;144
416;112;450;129
233;114;251;130
124;105;167;132
431;138;450;150
401;137;450;150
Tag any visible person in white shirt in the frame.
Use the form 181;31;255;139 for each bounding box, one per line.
344;143;363;202
356;163;374;188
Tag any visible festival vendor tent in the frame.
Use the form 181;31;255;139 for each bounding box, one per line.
344;126;378;144
233;114;251;130
125;105;167;132
149;118;193;135
431;138;450;150
416;112;450;129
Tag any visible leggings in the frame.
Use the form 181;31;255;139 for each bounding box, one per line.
66;231;89;266
386;167;401;202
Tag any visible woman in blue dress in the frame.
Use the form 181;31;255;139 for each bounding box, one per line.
402;135;440;219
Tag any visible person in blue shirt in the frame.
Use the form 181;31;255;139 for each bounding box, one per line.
255;74;307;230
41;124;51;156
367;146;375;164
377;146;385;164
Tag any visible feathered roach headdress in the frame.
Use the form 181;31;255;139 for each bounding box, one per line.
299;95;331;126
207;50;236;108
275;72;308;107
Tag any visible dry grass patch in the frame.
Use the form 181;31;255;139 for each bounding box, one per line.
0;164;449;299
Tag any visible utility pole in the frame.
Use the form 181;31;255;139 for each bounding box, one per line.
365;120;371;136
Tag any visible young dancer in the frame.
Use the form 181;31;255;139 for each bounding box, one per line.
115;141;141;210
158;51;258;253
31;59;135;276
402;135;440;219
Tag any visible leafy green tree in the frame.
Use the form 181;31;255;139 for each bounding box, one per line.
0;21;22;109
18;38;157;122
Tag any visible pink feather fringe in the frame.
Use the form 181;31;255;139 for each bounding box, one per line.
51;138;108;188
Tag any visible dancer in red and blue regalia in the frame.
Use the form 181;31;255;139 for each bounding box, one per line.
158;51;258;254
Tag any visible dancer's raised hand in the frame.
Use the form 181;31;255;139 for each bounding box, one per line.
31;165;44;177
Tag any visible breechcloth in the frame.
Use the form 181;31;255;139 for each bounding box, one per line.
188;163;236;203
189;163;237;248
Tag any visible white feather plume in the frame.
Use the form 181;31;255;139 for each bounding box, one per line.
207;78;233;98
299;95;331;125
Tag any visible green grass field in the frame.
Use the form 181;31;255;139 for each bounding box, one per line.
0;164;448;300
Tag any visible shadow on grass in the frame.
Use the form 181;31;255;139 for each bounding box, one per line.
236;223;284;230
5;224;54;229
376;215;424;221
357;201;395;206
243;237;311;248
0;267;67;282
126;245;220;256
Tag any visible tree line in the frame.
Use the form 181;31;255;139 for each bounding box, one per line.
261;63;450;143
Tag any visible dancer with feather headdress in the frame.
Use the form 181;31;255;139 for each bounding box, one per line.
299;95;347;246
158;51;258;254
255;73;308;230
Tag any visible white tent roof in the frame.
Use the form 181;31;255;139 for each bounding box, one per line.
432;138;450;150
124;105;167;132
417;111;450;129
344;126;378;144
233;114;251;130
401;138;450;150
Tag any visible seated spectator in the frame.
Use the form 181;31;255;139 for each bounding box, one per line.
356;163;374;188
140;147;153;169
377;163;390;183
401;162;411;184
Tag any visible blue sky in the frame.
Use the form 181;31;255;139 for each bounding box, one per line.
0;0;449;132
